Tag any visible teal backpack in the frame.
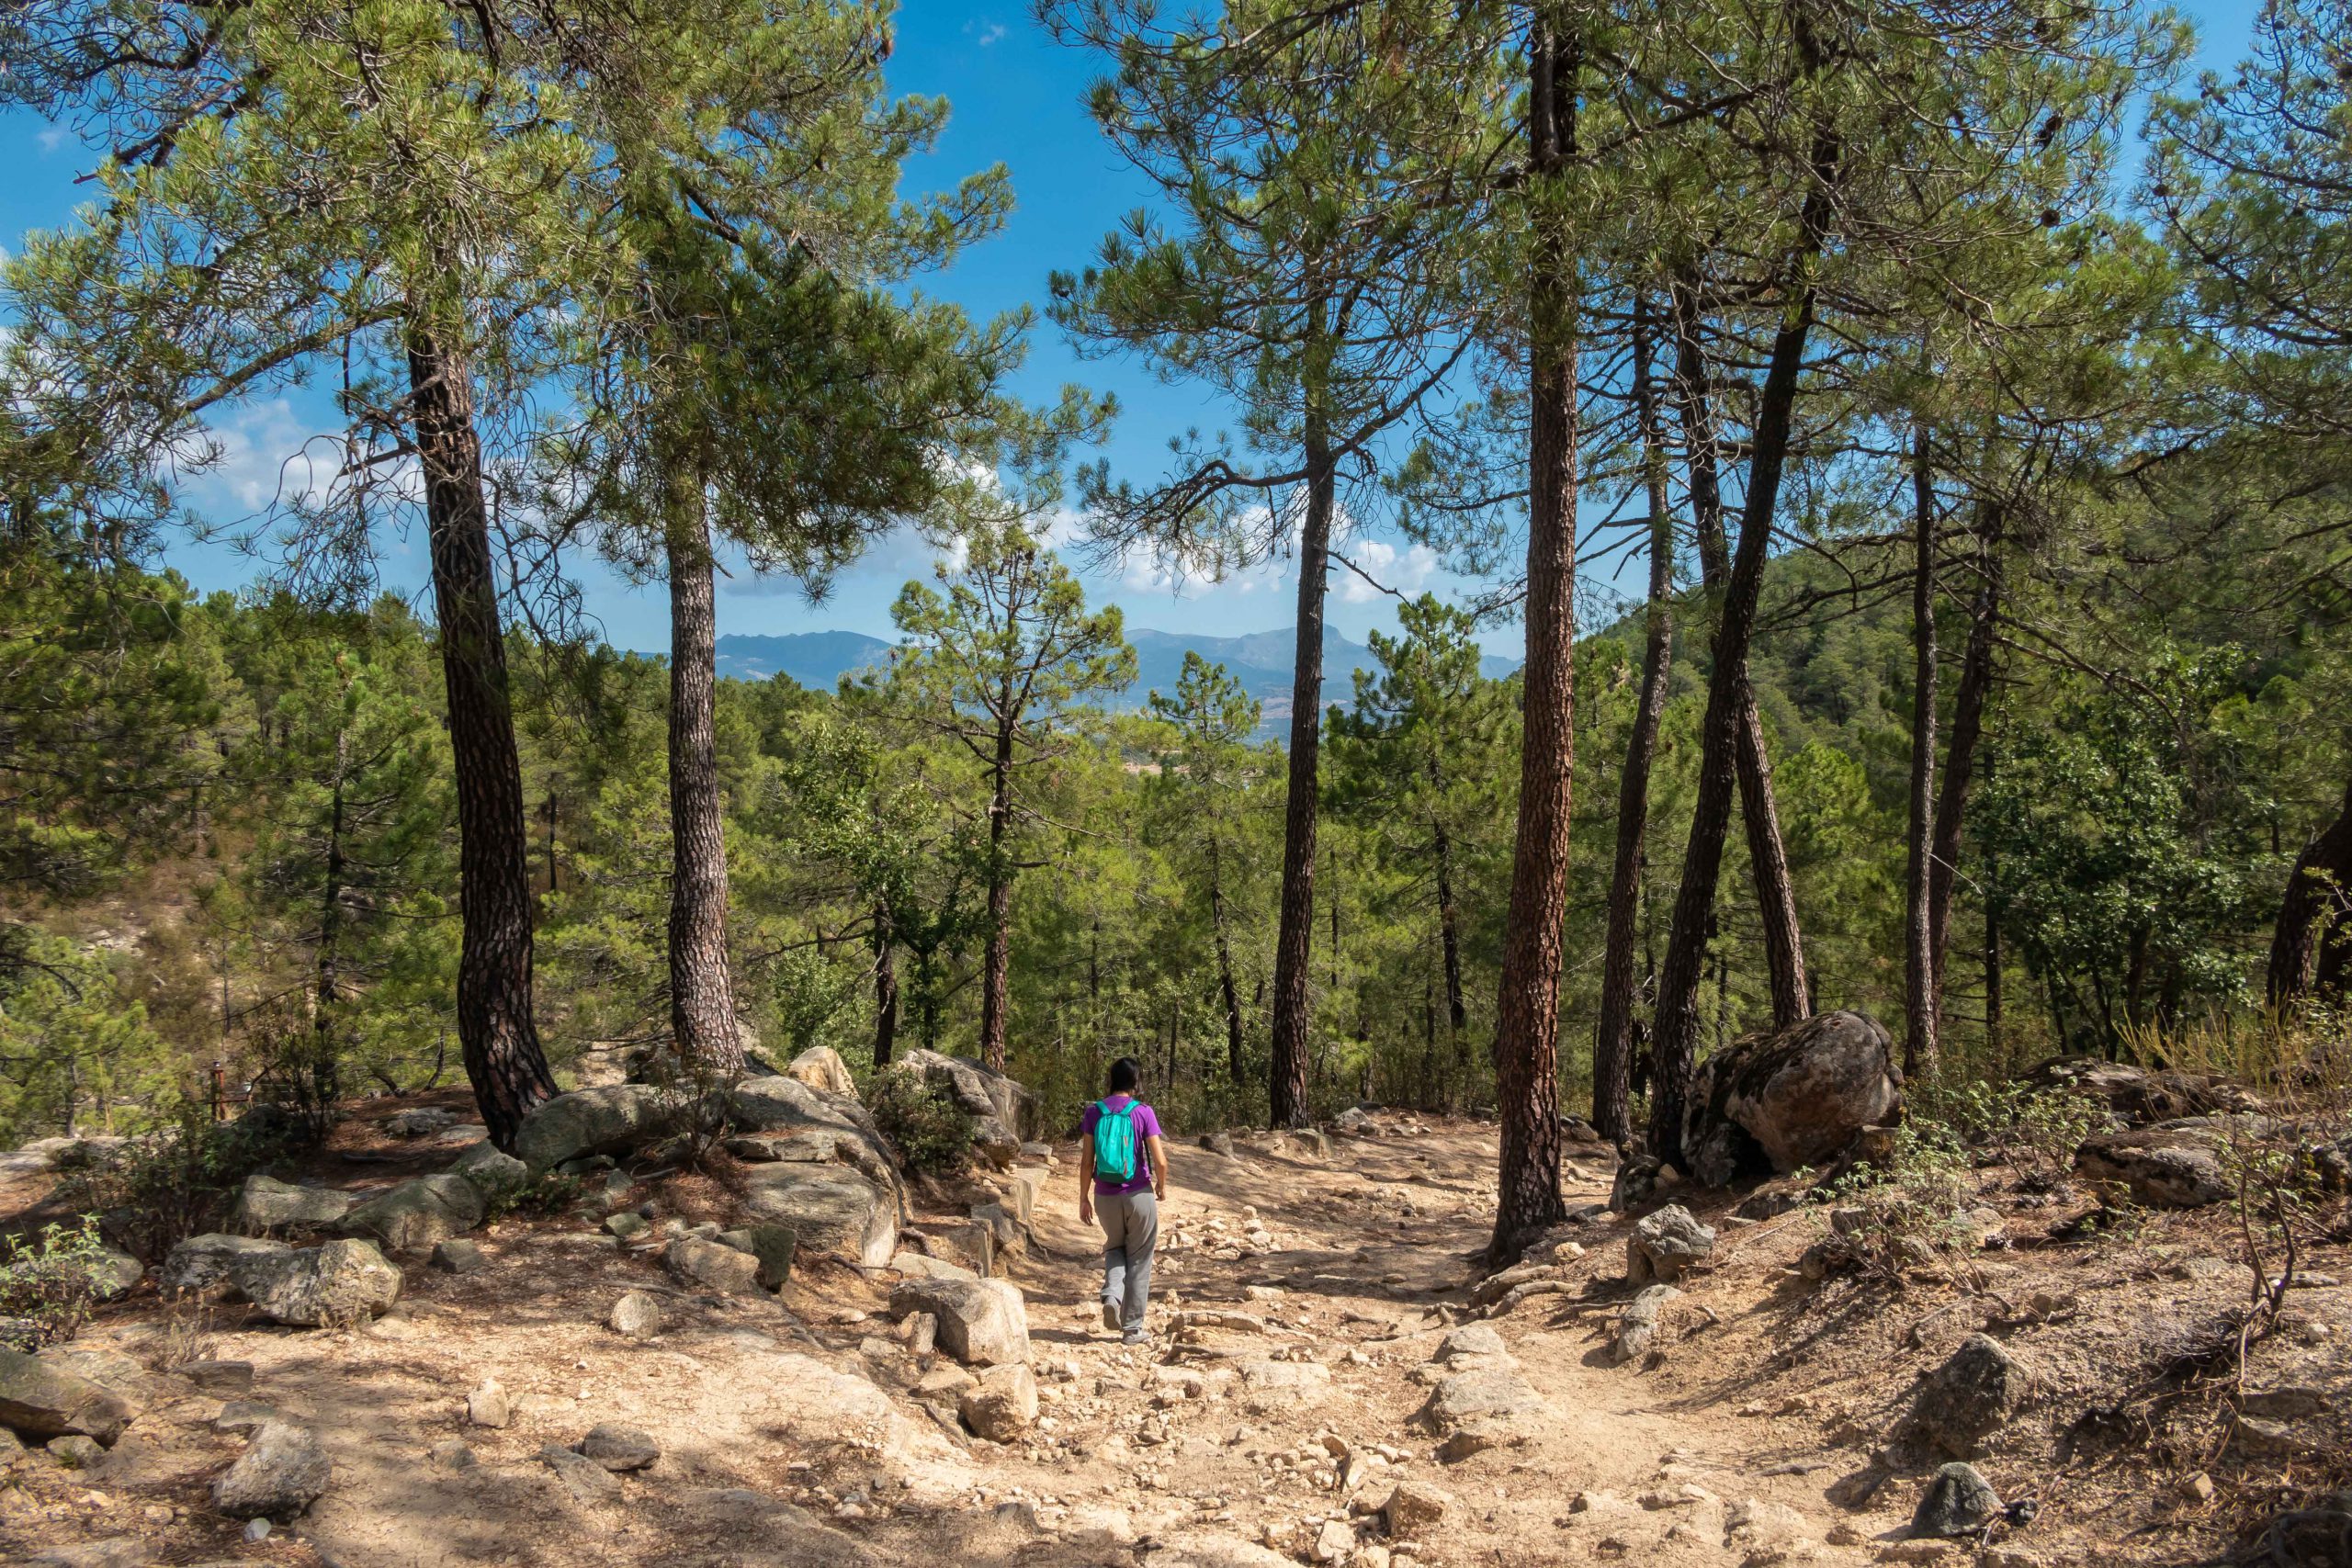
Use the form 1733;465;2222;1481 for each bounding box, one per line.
1091;1099;1141;1184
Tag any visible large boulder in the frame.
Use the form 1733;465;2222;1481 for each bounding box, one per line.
230;1175;354;1234
514;1084;671;1172
211;1420;331;1519
887;1278;1030;1367
895;1049;1038;1168
1680;1010;1902;1187
228;1239;402;1326
161;1235;290;1301
341;1174;485;1253
2075;1116;2258;1208
783;1046;859;1099
0;1348;135;1443
740;1162;897;1268
2020;1056;2257;1126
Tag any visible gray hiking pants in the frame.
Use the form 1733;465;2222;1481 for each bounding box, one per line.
1095;1189;1158;1332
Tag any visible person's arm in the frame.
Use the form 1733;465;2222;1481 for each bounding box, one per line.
1078;1134;1096;1224
1147;1134;1168;1201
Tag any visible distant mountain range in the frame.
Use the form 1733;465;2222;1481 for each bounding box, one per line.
707;626;1518;730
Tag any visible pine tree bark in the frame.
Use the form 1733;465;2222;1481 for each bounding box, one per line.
1593;297;1676;1145
1267;386;1335;1130
1646;132;1837;1168
1487;17;1578;1263
1903;425;1939;1077
1928;502;2000;992
1210;838;1247;1087
872;900;899;1069
980;701;1017;1069
2269;774;2352;1003
405;321;557;1152
1668;279;1810;1029
665;478;743;1076
311;714;348;1112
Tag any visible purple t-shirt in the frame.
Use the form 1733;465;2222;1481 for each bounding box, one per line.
1081;1095;1162;1195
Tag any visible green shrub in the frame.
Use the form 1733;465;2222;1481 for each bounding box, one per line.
867;1066;975;1176
0;1218;112;1349
59;1098;307;1263
1808;1120;1984;1280
1915;1078;2114;1190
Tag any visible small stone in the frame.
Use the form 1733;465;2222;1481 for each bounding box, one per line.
579;1424;660;1472
429;1438;476;1471
961;1363;1041;1442
2181;1472;2214;1503
541;1442;621;1503
431;1238;487;1274
173;1359;254;1394
1910;1462;2001;1538
604;1213;650;1241
1626;1205;1715;1284
607;1292;662;1340
48;1434;107;1468
242;1518;272;1544
1382;1480;1452;1534
1316;1518;1357;1562
468;1378;512;1428
214;1400;277;1437
210;1420;332;1520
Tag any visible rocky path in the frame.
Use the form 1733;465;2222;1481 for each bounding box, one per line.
16;1111;2051;1568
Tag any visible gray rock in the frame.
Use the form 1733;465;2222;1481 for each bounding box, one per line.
514;1084;671;1173
447;1142;530;1205
2075;1117;2256;1207
578;1423;660;1471
1416;1368;1546;1460
342;1173;485;1252
722;1129;839;1163
887;1277;1031;1366
1612;1284;1681;1364
958;1362;1037;1441
0;1347;135;1443
28;1540;154;1568
230;1175;354;1234
607;1292;662;1340
740;1162;896;1268
210;1420;331;1519
904;1218;995;1278
1897;1334;2034;1459
890;1249;980;1283
214;1400;276;1437
1680;1010;1904;1186
604;1212;650;1241
162;1235;290;1301
720;1224;796;1290
668;1235;761;1295
541;1442;621;1503
1199;1132;1237;1158
431;1238;487;1275
1434;1324;1508;1363
228;1238;402;1326
1627;1204;1715;1284
44;1349;150;1416
86;1247;143;1303
429;1438;476;1471
384;1107;462;1138
172;1359;254;1394
1910;1462;2002;1538
467;1379;510;1428
893;1048;1036;1168
2019;1056;2256;1126
48;1433;107;1468
243;1517;272;1544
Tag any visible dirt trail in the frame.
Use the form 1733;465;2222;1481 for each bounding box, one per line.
21;1107;2331;1568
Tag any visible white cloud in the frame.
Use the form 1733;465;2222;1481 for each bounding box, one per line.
965;19;1008;45
1337;538;1440;604
36;126;68;154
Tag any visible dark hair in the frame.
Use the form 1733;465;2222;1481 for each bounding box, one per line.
1108;1056;1141;1093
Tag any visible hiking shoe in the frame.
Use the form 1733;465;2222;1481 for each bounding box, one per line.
1102;1302;1122;1333
1122;1328;1148;1346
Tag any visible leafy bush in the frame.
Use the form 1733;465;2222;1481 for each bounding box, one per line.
59;1099;307;1263
867;1065;976;1176
1808;1120;1984;1281
0;1218;112;1349
1918;1078;2115;1190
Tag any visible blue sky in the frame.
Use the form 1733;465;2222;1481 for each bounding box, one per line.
0;0;2260;657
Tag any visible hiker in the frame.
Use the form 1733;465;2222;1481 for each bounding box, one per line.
1079;1055;1169;1344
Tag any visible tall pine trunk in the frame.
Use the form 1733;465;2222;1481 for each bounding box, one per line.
665;478;743;1075
1928;502;2001;989
1487;16;1578;1262
1669;279;1810;1029
1210;839;1247;1086
1646;131;1837;1168
311;713;348;1112
405;321;557;1152
981;705;1016;1069
872;901;899;1069
1903;425;1939;1077
1268;379;1336;1130
2270;774;2352;1004
1594;296;1676;1145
